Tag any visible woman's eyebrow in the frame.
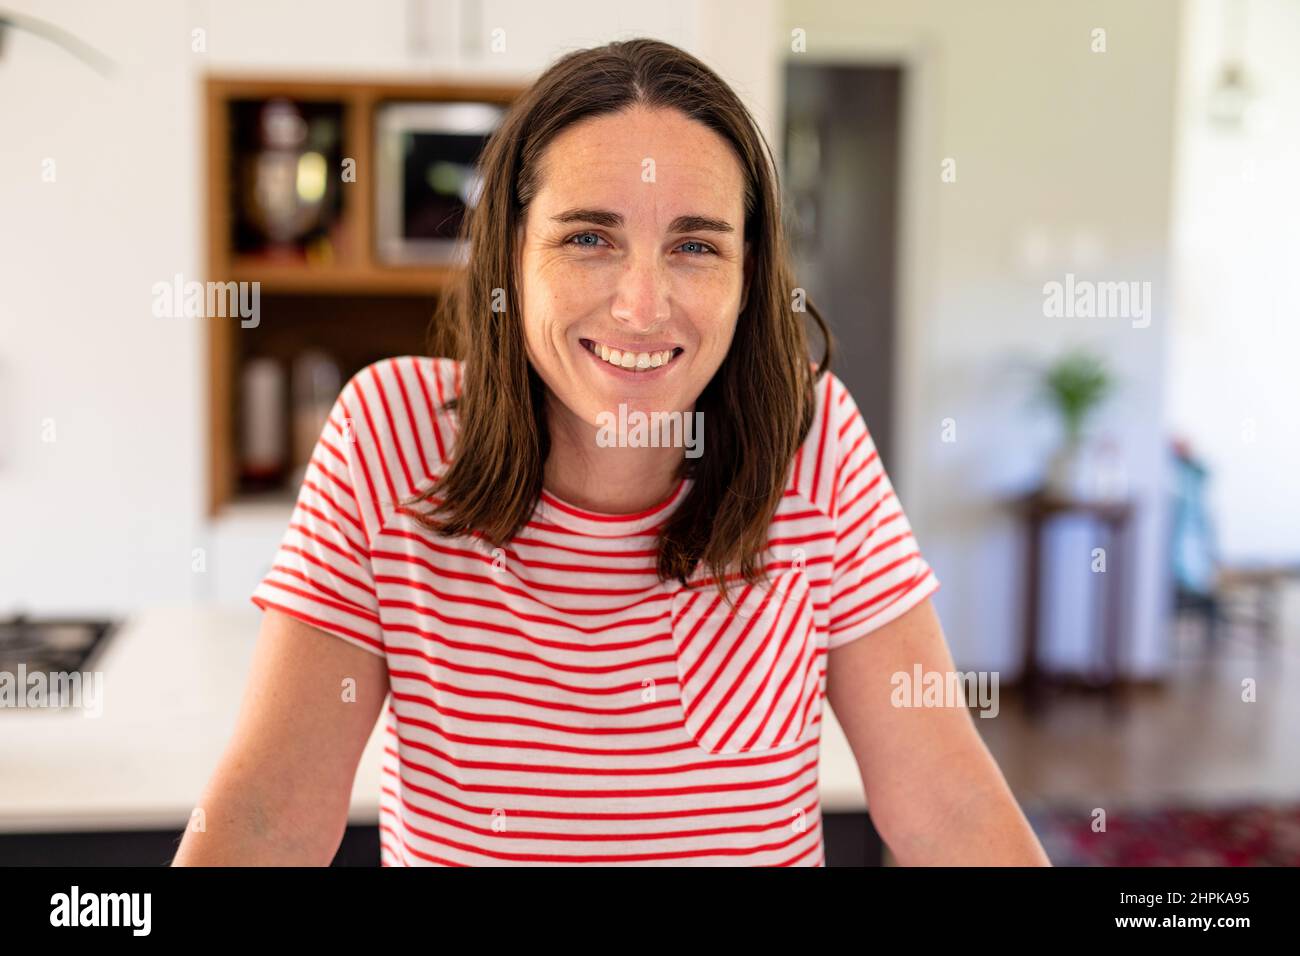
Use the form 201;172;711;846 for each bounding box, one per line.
550;208;735;234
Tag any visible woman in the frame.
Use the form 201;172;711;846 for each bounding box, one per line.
175;38;1048;867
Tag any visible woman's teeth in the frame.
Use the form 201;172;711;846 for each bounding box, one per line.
582;340;681;371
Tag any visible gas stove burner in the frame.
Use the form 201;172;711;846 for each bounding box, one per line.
0;614;117;710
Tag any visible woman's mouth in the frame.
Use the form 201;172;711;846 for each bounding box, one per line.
579;338;685;373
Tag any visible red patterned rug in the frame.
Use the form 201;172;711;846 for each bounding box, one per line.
1027;802;1300;866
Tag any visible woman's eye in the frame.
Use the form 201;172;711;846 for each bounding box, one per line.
677;240;716;256
566;231;607;248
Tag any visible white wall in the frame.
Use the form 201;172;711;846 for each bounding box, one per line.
0;0;204;614
780;0;1183;676
1168;0;1300;564
0;0;778;615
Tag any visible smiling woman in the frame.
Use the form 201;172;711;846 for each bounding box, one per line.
419;42;823;589
176;37;1048;869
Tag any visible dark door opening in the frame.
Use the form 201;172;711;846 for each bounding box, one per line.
784;63;902;467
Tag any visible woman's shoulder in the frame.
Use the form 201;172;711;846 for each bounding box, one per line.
334;355;463;487
787;368;878;516
338;355;462;421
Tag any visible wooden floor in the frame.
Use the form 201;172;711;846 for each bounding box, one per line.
978;600;1300;815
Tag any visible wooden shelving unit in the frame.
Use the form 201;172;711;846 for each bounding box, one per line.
203;74;524;515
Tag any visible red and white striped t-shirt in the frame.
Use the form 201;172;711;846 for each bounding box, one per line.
251;356;940;866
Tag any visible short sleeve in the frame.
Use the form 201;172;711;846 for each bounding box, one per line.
250;374;385;657
826;381;940;649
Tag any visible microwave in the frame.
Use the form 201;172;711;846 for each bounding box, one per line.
374;101;506;265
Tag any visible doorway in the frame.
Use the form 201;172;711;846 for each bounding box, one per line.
783;64;903;466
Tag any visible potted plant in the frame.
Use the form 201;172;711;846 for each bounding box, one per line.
1040;348;1116;500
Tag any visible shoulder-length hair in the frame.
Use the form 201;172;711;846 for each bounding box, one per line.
404;37;831;602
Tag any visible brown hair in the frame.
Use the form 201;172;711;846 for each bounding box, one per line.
404;37;831;602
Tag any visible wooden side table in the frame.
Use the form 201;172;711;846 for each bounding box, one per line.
1016;491;1136;716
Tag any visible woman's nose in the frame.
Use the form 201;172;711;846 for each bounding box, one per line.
609;252;670;331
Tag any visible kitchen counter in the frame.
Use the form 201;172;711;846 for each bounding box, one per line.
0;606;868;834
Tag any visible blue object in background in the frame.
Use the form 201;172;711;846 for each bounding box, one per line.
1170;442;1215;597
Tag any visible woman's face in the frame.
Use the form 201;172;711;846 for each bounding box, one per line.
518;105;750;429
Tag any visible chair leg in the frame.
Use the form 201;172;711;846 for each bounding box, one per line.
1206;596;1220;650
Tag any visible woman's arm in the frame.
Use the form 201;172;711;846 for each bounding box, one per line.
825;598;1050;865
172;609;389;866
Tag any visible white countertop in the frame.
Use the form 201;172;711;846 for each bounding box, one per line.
0;606;867;833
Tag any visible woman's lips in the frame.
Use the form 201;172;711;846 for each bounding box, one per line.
579;338;684;373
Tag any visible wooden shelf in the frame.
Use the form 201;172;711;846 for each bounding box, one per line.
204;72;525;516
226;257;459;296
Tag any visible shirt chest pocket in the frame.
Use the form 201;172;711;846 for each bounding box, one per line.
668;568;822;755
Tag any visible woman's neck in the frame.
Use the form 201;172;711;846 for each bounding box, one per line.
541;393;687;515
